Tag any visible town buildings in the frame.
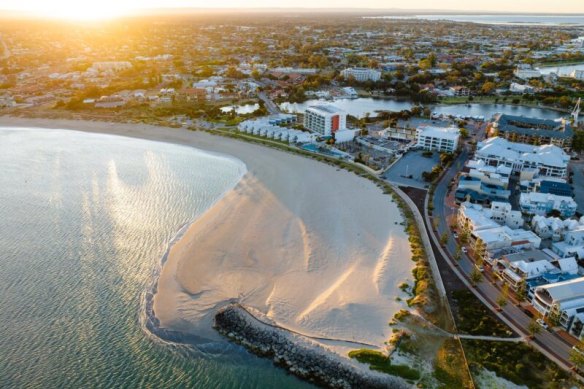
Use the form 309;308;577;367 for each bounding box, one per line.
519;192;577;218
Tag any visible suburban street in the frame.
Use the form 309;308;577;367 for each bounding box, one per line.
431;137;580;374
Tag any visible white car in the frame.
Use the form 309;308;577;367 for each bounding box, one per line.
536;318;549;330
453;233;459;239
461;247;468;253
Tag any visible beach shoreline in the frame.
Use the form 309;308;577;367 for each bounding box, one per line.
0;116;415;359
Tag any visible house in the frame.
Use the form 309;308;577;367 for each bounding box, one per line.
519;192;577;218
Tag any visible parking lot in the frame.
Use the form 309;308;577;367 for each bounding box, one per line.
382;149;441;189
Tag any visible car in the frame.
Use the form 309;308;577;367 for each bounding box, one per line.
475;263;484;272
461;247;468;253
523;308;534;318
536;318;549;330
453;233;459;239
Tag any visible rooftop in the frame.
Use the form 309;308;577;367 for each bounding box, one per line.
494;114;573;140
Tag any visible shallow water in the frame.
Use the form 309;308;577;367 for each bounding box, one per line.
0;127;312;388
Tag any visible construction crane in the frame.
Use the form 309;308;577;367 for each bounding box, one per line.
572;97;581;127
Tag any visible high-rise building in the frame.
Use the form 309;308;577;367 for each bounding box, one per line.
304;105;347;136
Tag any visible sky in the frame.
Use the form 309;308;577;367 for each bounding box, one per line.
1;0;584;20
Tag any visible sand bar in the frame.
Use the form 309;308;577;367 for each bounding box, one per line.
0;117;413;350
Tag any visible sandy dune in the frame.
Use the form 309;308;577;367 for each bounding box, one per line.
0;117;414;349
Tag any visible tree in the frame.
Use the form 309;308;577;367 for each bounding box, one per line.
570;341;584;371
481;81;497;95
454;246;462;261
497;284;509;309
440;232;448;246
474;238;487;260
547;303;562;327
528;318;542;339
516;280;527;303
459;128;469;138
470;268;482;286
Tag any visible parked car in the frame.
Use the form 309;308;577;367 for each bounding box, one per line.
453;233;459;239
536;318;549;330
523;309;534;318
475;263;484;272
461;247;468;253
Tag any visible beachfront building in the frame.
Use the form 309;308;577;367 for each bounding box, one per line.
238;114;316;143
510;83;535;94
571;70;584;81
340;67;381;82
490;114;573;151
532;277;584;330
474;137;569;178
304;105;347;137
415;126;460;153
519;192;577;218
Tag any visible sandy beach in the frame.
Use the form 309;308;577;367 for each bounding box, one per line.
0;117;413;351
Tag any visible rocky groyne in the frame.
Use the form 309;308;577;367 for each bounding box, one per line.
214;304;409;389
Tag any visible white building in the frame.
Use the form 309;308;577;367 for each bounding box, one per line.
416;126;460;153
304;105;347;137
340;67;381;82
552;225;584;259
514;66;541;80
238;114;316;144
519;192;577;218
532;277;584;329
475;137;569;178
90;61;132;72
472;226;541;252
458;201;523;233
510;82;535;94
570;70;584;81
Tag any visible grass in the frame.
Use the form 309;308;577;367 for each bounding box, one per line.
462;339;574;388
433;339;474;389
450;290;513;337
348;349;421;381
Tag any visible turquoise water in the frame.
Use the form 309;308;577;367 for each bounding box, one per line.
0;127;312;388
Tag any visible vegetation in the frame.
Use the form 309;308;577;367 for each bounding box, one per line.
348;349;421;381
462;340;573;388
450;290;511;337
527;318;542;339
433;339;474;388
470;268;482;286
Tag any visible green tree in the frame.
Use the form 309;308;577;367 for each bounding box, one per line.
570;341;584;371
528;318;542;339
497;284;509;309
440;232;448;246
470;268;482;286
516;280;527;303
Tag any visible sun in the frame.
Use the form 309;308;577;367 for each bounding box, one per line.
31;1;130;20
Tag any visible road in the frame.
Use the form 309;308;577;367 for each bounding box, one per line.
258;91;280;115
431;138;580;375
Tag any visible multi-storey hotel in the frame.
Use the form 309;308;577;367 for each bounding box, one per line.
304;105;347;137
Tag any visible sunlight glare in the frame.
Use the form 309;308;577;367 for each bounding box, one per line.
32;0;129;20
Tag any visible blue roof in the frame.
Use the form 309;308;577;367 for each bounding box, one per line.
539;180;573;196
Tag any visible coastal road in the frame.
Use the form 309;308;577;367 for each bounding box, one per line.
431;141;581;376
258;92;280;115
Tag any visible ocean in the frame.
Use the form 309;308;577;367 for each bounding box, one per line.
0;127;312;388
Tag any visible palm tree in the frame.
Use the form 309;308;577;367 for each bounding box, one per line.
497;284;509;311
570;341;584;372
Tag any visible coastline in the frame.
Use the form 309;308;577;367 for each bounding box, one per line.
0;117;415;359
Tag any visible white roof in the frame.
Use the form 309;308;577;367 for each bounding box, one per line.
557;257;579;274
537;277;584;303
476;137;569;168
417;126;460;140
